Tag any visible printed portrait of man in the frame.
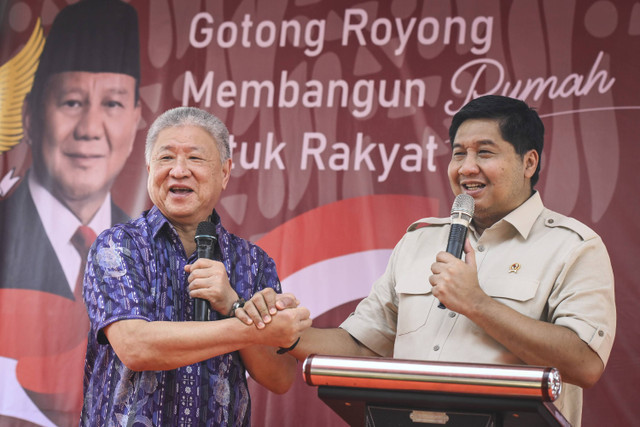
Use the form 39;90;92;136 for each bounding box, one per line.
0;0;142;425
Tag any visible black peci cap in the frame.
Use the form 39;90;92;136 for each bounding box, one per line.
31;0;140;98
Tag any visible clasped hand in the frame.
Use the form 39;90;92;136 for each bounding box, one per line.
234;288;309;349
233;288;300;329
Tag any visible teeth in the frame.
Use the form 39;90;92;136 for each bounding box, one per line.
464;184;484;190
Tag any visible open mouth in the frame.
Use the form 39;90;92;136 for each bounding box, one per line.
462;183;485;191
169;187;193;194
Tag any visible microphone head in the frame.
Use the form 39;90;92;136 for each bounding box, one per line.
451;194;475;217
195;221;216;239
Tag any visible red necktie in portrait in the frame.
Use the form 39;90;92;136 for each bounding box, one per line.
71;225;97;301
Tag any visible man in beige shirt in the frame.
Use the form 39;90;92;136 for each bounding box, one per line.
239;95;616;426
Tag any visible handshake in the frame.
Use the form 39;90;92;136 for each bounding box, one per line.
233;288;311;354
185;259;311;353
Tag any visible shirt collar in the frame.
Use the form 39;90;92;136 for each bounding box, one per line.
147;205;171;238
497;191;544;239
146;205;229;244
210;209;227;242
29;169;112;236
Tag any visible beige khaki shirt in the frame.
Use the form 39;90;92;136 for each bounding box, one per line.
341;192;616;426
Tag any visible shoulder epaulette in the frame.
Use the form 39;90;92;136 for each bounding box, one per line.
408;222;431;232
407;217;449;232
542;212;597;241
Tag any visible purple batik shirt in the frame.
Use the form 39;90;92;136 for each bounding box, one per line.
80;206;281;426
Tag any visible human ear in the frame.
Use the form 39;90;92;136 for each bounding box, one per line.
523;149;539;179
220;158;232;190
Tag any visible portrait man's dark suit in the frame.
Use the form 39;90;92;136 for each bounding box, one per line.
0;178;129;299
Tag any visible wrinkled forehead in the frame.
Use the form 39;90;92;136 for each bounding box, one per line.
151;125;219;155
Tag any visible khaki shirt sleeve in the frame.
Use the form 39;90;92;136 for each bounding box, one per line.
546;221;616;364
339;235;406;358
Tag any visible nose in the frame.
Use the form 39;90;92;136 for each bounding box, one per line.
458;153;479;176
169;156;191;178
74;104;104;140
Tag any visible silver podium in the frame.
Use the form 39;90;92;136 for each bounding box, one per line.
303;355;570;427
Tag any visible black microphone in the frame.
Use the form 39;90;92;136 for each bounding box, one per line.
438;193;475;309
194;221;217;321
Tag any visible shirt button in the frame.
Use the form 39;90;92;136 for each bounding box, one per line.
449;312;456;318
598;330;604;337
547;219;555;225
477;245;485;252
433;345;440;351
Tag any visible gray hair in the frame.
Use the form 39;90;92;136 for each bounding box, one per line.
145;107;230;164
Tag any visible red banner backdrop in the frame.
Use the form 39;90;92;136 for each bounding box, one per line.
1;0;638;425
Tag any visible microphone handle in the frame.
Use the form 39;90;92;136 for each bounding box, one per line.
194;237;217;321
445;223;469;259
195;298;209;322
198;245;215;259
438;223;469;309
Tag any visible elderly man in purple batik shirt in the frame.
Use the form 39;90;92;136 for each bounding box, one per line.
80;107;311;426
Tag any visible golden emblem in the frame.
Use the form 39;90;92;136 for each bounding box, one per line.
0;19;44;154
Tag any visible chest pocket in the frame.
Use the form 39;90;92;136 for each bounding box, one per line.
395;277;435;336
481;275;541;316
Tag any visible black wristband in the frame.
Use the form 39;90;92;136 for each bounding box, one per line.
277;337;300;354
227;298;245;317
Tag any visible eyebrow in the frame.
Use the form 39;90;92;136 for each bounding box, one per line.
452;139;498;149
155;144;204;153
55;86;132;98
